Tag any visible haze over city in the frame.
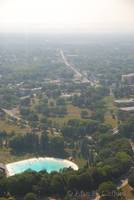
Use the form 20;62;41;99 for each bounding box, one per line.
0;0;134;33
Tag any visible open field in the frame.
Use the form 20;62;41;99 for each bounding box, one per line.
104;96;118;128
0;148;34;164
104;112;118;128
0;147;86;169
49;104;90;126
0;119;30;134
67;104;82;117
75;157;87;168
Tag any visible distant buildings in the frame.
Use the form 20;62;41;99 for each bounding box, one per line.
114;99;134;107
122;73;134;85
118;106;134;120
114;73;134;119
61;92;81;98
119;107;134;113
115;99;134;111
115;98;134;120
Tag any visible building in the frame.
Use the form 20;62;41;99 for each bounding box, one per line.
114;99;134;107
122;73;134;85
119;107;134;113
118;106;134;120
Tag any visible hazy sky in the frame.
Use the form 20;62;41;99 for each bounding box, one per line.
0;0;134;33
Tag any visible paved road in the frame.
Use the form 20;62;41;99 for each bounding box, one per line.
60;49;82;78
2;107;29;127
2;108;21;121
110;87;114;97
59;49;95;84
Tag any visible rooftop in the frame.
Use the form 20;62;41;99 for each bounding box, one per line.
115;99;134;104
119;107;134;112
122;73;134;77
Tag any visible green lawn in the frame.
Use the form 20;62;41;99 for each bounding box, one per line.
75;157;87;168
0;148;35;164
49;104;90;127
0;119;30;134
104;96;118;128
104;113;118;128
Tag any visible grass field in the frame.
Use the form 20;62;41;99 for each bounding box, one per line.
0;119;30;134
75;157;87;168
49;105;90;127
104;96;118;128
104;113;118;128
67;105;82;117
0;148;35;164
0;147;86;168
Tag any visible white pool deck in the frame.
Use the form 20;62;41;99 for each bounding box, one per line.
6;157;78;176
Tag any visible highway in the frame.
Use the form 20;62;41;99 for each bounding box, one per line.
60;49;82;77
60;49;92;84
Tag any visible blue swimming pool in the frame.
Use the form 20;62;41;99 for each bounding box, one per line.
6;157;78;176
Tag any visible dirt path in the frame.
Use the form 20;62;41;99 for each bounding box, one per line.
2;107;21;120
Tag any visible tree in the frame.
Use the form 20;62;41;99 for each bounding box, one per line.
24;193;37;200
119;118;134;138
81;110;89;119
51;174;65;194
128;170;134;189
40;134;49;153
68;175;79;190
0;198;12;200
0;177;8;197
81;139;89;160
56;98;65;106
98;181;117;200
9;133;39;153
49;136;64;157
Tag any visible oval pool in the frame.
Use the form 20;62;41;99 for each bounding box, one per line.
6;157;78;176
